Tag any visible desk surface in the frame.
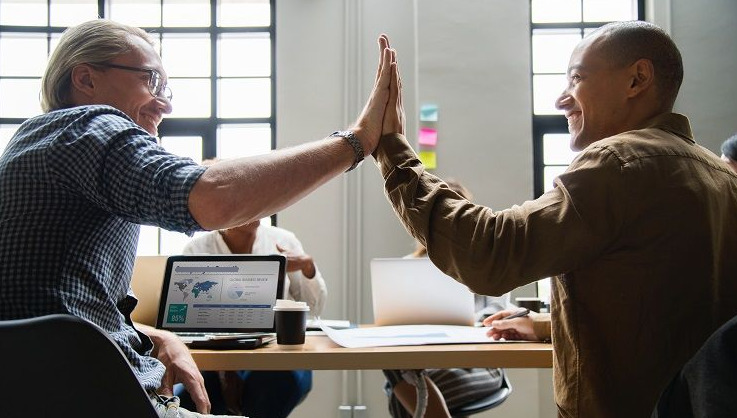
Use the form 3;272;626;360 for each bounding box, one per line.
191;334;553;371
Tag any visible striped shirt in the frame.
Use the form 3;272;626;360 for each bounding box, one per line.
0;105;206;390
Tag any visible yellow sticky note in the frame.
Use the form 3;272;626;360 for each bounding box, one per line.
418;150;437;169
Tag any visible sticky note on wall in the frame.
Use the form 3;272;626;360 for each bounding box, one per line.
419;127;438;147
418;150;437;169
420;104;438;122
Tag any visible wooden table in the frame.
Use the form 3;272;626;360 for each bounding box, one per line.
191;334;553;371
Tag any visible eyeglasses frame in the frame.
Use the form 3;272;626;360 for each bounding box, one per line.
91;62;173;101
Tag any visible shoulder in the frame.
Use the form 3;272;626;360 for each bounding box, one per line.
261;225;298;240
183;231;221;254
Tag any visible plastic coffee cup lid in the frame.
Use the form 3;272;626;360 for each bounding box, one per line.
273;299;310;311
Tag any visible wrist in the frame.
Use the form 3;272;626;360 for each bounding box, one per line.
330;130;363;171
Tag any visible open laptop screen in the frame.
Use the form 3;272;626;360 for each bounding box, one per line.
156;254;286;333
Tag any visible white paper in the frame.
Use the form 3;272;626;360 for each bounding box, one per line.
321;324;513;348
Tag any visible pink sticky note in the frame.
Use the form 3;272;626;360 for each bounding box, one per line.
419;127;438;147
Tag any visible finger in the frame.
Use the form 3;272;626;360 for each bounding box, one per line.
375;35;389;84
189;378;212;414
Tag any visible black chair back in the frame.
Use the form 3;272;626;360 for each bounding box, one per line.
0;314;158;418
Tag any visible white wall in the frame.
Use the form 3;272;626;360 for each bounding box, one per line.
275;0;737;417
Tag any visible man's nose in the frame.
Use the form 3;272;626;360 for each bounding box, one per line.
555;90;571;111
156;96;173;114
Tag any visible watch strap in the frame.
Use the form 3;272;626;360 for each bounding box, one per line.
330;130;364;171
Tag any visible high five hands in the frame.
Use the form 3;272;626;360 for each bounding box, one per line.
351;34;405;158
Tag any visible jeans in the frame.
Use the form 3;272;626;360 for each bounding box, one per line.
175;370;312;418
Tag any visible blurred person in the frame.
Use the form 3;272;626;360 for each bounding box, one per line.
721;133;737;173
176;160;326;417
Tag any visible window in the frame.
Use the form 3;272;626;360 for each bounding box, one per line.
529;0;643;301
0;0;276;255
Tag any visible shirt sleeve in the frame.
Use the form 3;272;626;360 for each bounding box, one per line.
46;109;206;235
373;133;625;296
275;230;328;316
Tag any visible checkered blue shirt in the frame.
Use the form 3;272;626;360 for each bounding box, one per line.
0;105;207;390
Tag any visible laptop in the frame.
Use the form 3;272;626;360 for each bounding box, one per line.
156;254;286;346
370;257;476;326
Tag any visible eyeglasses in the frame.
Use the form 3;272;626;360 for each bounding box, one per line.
94;63;173;101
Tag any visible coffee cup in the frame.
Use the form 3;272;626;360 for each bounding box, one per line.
515;297;543;313
273;299;310;349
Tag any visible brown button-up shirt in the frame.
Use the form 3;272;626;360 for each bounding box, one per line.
373;113;737;417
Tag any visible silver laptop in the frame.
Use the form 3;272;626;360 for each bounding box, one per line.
156;254;286;343
370;257;476;326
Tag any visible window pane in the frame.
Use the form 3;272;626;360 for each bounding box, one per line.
217;124;271;158
218;78;271;118
533;74;566;115
0;0;47;26
50;0;99;27
583;0;638;22
531;0;581;23
108;0;161;27
0;79;43;118
218;33;271;77
160;136;203;162
532;29;581;74
136;225;159;256
544;165;568;192
163;0;210;27
543;133;578;165
0;33;48;77
0;125;20;154
162;34;211;78
218;0;270;27
166;78;211;118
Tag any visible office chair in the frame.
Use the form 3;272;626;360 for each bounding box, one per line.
652;314;737;418
0;314;158;418
384;370;513;418
449;371;513;418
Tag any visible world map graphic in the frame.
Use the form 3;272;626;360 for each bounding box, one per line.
173;278;219;301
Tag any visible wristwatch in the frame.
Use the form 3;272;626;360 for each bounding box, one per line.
330;130;364;171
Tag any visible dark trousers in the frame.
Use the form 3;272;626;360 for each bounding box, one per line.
176;370;312;418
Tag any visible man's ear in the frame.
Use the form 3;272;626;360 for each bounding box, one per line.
626;58;655;98
70;64;97;99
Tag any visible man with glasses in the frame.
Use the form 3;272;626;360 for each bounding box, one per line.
0;19;397;418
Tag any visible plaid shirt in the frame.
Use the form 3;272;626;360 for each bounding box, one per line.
0;105;207;390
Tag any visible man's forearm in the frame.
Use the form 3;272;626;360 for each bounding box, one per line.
189;135;356;230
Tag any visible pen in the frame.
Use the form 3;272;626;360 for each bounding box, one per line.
504;308;530;320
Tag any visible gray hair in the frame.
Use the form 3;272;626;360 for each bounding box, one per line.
41;19;155;113
593;21;683;112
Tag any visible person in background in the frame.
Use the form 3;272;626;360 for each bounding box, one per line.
0;18;397;418
721;133;737;173
373;22;737;417
176;159;327;417
382;178;515;418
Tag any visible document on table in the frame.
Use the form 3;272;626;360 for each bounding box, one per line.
321;324;518;348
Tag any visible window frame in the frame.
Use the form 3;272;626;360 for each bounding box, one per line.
530;0;645;197
0;0;277;255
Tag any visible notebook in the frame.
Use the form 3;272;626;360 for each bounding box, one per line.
370;257;476;326
156;254;286;345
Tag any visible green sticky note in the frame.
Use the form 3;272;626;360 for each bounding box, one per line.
419;150;437;169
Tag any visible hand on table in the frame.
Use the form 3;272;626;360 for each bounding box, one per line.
483;309;541;341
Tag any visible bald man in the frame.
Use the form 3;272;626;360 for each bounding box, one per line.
375;22;737;418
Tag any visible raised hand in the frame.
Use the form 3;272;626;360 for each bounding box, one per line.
350;34;396;156
383;36;405;137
